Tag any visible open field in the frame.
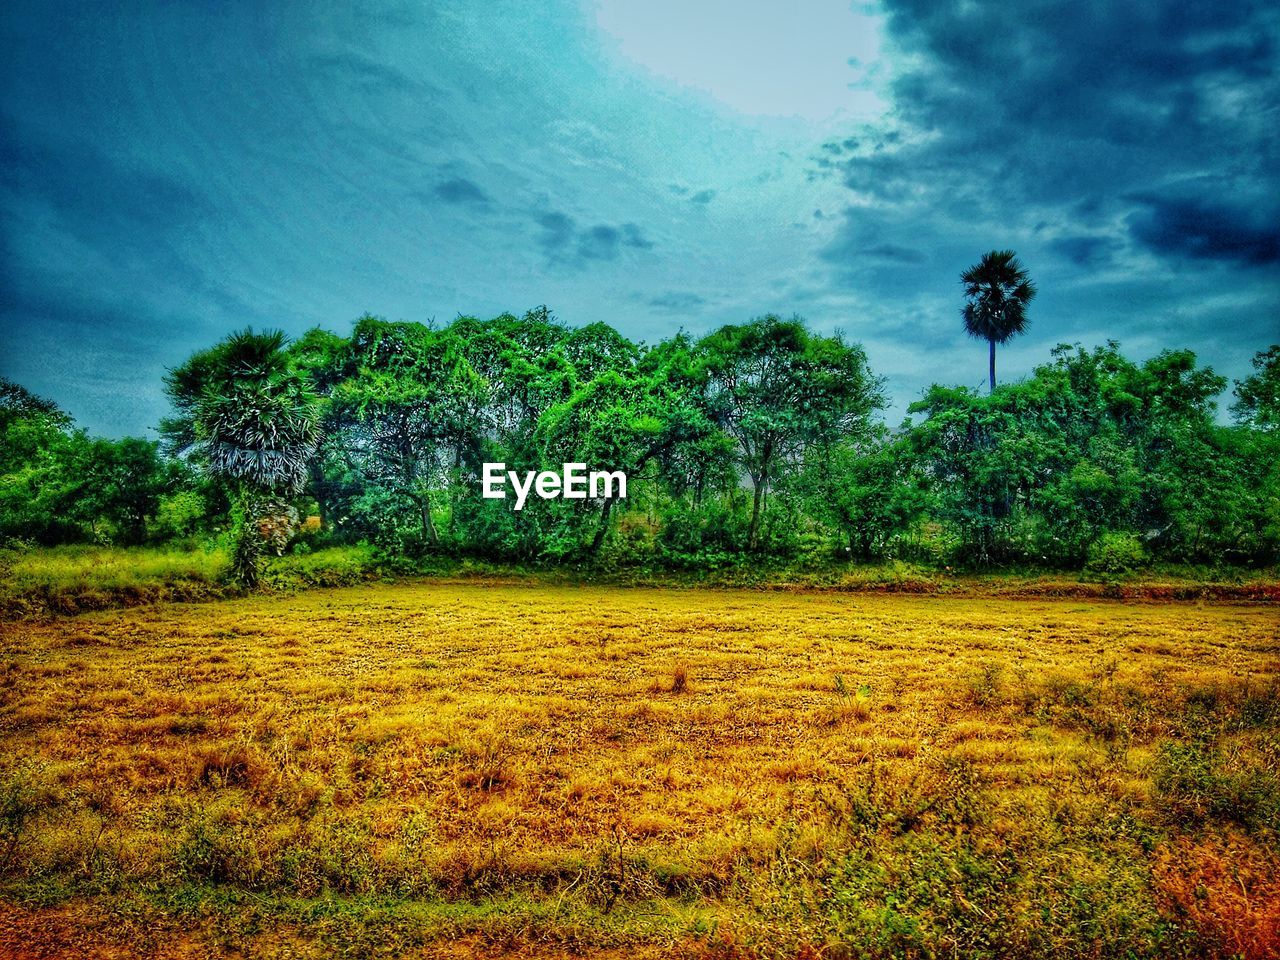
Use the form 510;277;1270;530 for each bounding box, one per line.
1;583;1278;958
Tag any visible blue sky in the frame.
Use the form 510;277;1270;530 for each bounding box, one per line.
2;0;1277;436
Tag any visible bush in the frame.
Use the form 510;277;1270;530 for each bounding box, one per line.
657;500;750;569
1086;532;1147;576
151;490;207;541
597;512;657;568
260;545;381;590
1152;739;1280;833
0;762;52;875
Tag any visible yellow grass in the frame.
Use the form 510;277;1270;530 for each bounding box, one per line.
1;583;1277;958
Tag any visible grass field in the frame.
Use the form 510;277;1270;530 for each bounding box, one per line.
0;544;384;617
1;582;1278;958
3;543;1277;620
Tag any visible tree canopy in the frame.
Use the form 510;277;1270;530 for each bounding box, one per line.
3;319;1276;572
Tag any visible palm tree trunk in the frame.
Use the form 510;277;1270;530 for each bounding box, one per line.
988;339;997;393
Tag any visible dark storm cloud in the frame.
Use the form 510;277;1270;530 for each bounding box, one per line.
1049;235;1122;268
1;129;210;250
818;0;1279;408
1127;194;1280;266
620;223;653;249
830;0;1278;237
858;243;927;265
535;211;577;253
581;224;623;260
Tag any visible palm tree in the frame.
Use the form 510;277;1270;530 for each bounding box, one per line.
961;250;1036;392
163;329;320;584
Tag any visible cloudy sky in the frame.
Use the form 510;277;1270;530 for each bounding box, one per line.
2;0;1277;436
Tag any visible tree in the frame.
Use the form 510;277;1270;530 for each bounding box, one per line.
0;378;72;430
698;315;884;550
0;381;82;543
163;329;320;584
331;317;484;548
67;437;181;544
961;250;1036;392
795;428;929;560
1232;344;1280;432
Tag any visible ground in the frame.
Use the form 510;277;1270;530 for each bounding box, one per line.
1;582;1277;958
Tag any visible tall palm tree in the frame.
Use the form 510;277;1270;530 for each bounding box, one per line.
961;250;1036;392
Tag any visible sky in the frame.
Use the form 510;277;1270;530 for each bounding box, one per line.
1;0;1277;437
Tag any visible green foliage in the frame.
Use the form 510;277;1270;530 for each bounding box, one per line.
0;380;189;545
1152;738;1280;834
907;342;1275;567
657;499;752;569
259;544;381;590
1232;344;1280;431
163;329;321;494
1085;532;1147;577
3;312;1276;575
152;490;208;541
697;314;885;549
793;429;928;560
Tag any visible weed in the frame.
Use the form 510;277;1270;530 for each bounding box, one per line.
1152;738;1280;833
968;662;1004;708
669;663;690;694
0;762;51;875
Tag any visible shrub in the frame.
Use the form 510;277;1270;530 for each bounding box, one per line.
260;544;380;590
1152;739;1280;833
151;490;207;541
1086;532;1147;576
0;763;51;875
657;500;751;569
968;662;1004;708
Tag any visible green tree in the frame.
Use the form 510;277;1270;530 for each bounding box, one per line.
906;386;1025;564
331;317;483;548
163;329;320;584
538;362;701;556
796;429;929;560
0;381;81;543
287;326;351;532
698;315;883;550
961;250;1036;392
1232;344;1280;432
68;437;181;544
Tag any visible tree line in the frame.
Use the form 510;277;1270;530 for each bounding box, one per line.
3;264;1277;581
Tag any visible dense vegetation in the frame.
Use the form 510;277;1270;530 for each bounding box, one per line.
2;310;1277;580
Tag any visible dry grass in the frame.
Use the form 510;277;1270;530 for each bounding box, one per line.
0;582;1277;957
